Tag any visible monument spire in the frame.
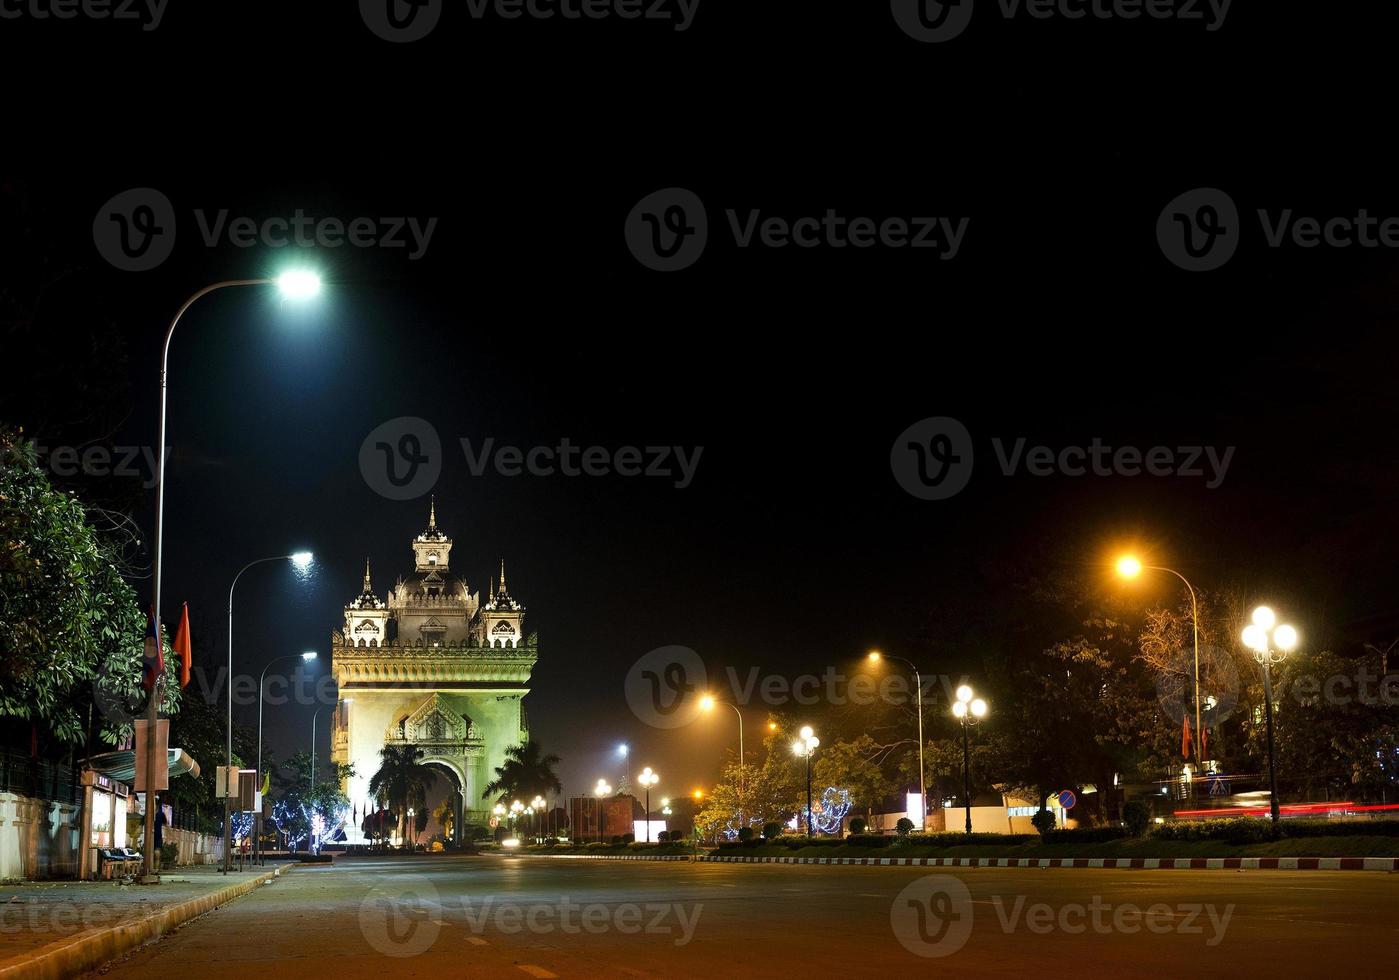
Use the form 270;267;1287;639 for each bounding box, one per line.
499;558;506;592
363;557;372;592
428;495;436;530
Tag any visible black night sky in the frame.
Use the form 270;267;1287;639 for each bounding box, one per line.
5;2;1399;802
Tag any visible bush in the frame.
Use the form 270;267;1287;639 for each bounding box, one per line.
895;818;915;837
737;826;754;842
903;832;1036;848
1030;809;1056;837
769;834;808;849
1282;819;1399;838
848;817;867;835
762;821;782;841
622;832;635;844
160;842;179;866
1122;801;1151;838
844;834;893;848
1151;818;1272;843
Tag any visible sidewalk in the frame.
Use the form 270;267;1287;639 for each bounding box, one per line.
0;863;291;979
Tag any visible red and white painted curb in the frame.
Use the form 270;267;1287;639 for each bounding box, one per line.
696;855;1399;871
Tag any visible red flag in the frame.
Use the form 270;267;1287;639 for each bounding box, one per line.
1200;722;1208;761
1181;715;1192;759
173;602;192;689
142;606;164;691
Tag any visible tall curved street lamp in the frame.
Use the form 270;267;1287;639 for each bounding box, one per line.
1242;606;1298;828
952;685;988;833
868;650;926;830
225;552;313;871
142;271;321;882
1117;557;1204;769
699;695;744;821
252;650;316;866
792;727;820;837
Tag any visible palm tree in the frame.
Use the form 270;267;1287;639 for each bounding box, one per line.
368;743;437;850
432;797;456;843
482;740;563;806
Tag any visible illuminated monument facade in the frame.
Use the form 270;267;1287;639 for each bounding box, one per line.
330;500;535;841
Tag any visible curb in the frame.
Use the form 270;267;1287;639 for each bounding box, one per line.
496;853;693;861
696;855;1399;871
0;864;293;980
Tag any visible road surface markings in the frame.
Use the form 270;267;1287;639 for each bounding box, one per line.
857;893;885;898
466;937;490;945
517;966;558;978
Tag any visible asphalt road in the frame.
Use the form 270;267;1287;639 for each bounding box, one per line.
93;854;1397;977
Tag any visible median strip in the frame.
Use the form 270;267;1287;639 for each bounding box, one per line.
696;855;1399;871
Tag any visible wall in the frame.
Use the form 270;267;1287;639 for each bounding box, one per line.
0;792;81;881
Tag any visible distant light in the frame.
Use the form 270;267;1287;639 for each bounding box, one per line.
1116;556;1143;578
301;651;318;661
970;698;987;718
276;270;321;300
1251;606;1276;630
1273;624;1298;652
1241;624;1268;653
867;650;882;662
955;685;973;704
799;725;813;740
699;694;715;711
501;838;520;848
290;551;314;569
617;744;629;757
952;700;968;719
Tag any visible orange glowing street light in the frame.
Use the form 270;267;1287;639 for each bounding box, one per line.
1116;554;1202;768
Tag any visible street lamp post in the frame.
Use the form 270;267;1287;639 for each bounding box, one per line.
492;804;506;843
252;650;316;867
142;271;321;883
699;695;745;823
868;651;926;830
952;685;988;834
532;796;546;842
638;768;659;842
1242;606;1298;829
792;727;820;836
617;744;629;793
225;554;313;872
1117;557;1204;771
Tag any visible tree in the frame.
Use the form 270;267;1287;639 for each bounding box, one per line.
0;428;180;745
368;743;436;849
432;797;456;841
481;740;562;804
414;807;429;847
811;735;897;818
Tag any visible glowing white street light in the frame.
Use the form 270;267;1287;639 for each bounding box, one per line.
792;727;820;837
638;767;660;842
1242;605;1298;828
952;685;988;833
276;269;322;300
144;273;322;882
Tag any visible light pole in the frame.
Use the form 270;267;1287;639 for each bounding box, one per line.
252;650;316;866
492;803;506;843
699;695;745;822
531;796;546;842
952;685;988;834
617;744;630;793
792;727;820;836
868;651;926;830
510;800;523;838
1242;606;1298;829
594;780;611;842
638;768;659;842
1117;557;1204;769
143;271;321;883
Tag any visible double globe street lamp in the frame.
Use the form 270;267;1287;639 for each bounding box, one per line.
638;767;660;842
1241;606;1298;828
792;727;820;837
951;685;987;833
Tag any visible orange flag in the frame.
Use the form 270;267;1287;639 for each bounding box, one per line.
173;602;193;689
